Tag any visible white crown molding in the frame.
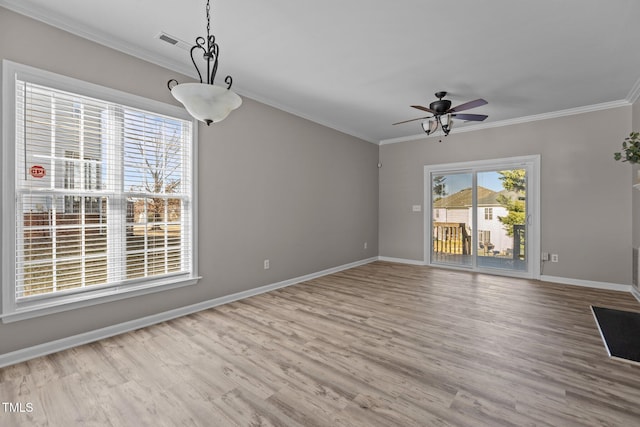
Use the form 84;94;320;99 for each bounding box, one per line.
0;0;197;79
379;99;632;145
379;133;432;146
626;75;640;104
0;1;378;145
3;1;637;146
234;86;379;144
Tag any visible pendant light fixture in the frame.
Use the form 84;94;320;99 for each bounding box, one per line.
167;0;241;125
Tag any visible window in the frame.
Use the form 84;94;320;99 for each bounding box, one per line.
484;207;493;220
478;230;491;245
2;61;198;322
64;150;103;214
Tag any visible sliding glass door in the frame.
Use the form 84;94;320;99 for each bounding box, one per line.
476;169;527;272
426;156;538;278
432;172;473;268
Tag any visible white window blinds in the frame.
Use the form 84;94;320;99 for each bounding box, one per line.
14;80;193;302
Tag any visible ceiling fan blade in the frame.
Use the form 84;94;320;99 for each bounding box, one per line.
451;113;488;121
411;105;437;114
448;98;488;113
392;116;432;125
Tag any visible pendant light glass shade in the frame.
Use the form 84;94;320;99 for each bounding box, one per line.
422;119;438;135
170;82;242;125
167;0;240;125
422;114;453;136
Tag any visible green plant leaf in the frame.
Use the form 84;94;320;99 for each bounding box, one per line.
615;131;640;164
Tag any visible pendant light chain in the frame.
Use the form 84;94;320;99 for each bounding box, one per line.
206;0;211;40
167;0;241;125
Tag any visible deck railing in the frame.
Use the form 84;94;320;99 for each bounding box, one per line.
433;222;471;255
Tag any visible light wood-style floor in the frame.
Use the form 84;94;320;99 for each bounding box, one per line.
2;261;640;426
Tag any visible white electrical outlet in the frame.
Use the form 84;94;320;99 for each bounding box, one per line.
551;254;559;263
364;242;368;249
264;259;270;269
541;252;549;261
412;205;422;212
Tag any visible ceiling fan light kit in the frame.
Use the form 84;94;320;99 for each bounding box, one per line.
394;91;488;137
167;0;241;125
422;113;453;136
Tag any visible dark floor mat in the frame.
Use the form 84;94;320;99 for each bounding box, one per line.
591;306;640;363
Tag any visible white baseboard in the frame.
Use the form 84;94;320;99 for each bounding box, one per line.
3;256;634;368
377;256;425;265
540;275;632;293
376;257;635;295
0;257;378;368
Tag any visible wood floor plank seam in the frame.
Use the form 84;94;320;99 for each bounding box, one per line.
1;261;640;426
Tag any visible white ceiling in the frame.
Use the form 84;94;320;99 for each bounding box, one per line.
3;0;640;144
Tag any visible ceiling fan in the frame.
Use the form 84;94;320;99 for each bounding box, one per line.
393;91;488;136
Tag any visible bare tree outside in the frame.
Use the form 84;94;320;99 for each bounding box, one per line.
126;121;183;229
123;116;187;278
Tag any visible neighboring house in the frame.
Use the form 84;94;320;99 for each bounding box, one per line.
433;186;521;255
20;83;180;228
20;83;104;215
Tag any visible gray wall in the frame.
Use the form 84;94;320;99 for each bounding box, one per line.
632;100;640;292
380;107;633;286
0;8;379;354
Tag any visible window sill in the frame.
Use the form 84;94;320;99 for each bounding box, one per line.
1;275;201;324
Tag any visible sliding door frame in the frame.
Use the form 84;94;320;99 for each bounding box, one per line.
424;155;541;279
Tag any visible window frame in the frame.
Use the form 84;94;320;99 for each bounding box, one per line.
2;60;200;323
484;207;493;220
